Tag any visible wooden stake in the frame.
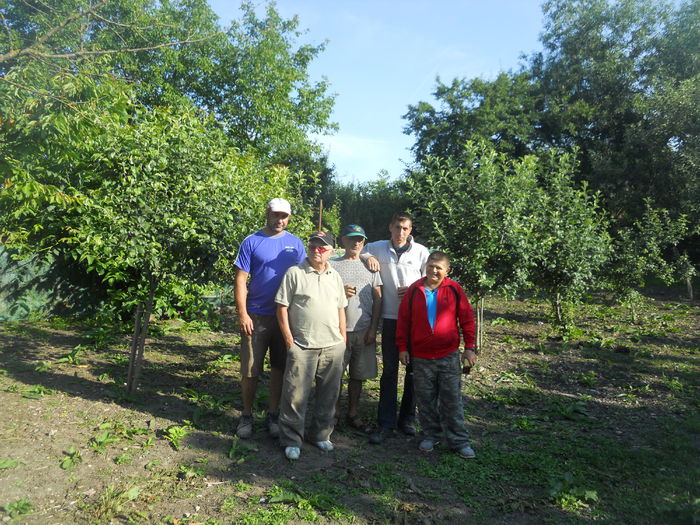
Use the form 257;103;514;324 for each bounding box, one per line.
317;199;323;231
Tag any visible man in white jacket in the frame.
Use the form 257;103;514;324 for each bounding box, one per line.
362;212;429;444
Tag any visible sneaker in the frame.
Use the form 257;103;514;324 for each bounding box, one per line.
266;412;280;438
418;439;436;452
284;446;300;460
458;445;476;459
368;427;393;445
314;440;334;452
236;414;253;438
399;420;417;436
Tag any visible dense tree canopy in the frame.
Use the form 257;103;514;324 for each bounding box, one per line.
404;0;700;226
0;0;336;169
0;0;331;322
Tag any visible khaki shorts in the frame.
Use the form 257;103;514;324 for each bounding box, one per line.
343;327;378;381
240;313;287;378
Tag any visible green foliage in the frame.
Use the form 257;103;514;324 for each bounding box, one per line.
22;384;54;399
533;0;700;221
89;431;121;455
0;459;18;470
2;498;33;518
404;0;700;233
163;423;192;451
528;153;611;325
407;141;539;301
404;72;539;162
228;437;259;464
177;459;207;480
326;173;410;241
55;346;83;366
1;0;334;322
114;453;133;465
407;141;609;326
0;0;335;169
59;446;82;470
605;201;694;319
91;485;141;523
548;472;599;511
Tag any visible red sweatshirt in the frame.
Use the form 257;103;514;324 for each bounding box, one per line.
396;277;476;359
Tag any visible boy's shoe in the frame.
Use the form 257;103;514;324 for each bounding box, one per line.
236;415;253;438
399;420;416;436
458;445;476;459
314;440;334;452
266;412;280;438
418;439;436;452
346;415;370;433
369;427;393;445
284;446;300;460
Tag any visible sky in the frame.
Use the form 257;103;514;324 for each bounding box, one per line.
209;1;546;183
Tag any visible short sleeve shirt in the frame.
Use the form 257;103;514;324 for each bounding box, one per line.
330;258;383;332
275;260;348;348
234;230;305;316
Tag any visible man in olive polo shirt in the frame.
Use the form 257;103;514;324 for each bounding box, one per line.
275;231;348;460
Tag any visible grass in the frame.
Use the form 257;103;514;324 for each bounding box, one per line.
0;294;698;523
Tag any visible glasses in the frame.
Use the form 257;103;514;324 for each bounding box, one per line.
310;244;330;253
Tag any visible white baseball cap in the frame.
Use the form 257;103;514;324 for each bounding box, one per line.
268;198;292;215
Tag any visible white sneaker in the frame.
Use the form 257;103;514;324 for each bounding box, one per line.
458;445;476;459
284;446;300;460
314;440;334;452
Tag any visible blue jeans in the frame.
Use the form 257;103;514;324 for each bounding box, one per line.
377;319;416;429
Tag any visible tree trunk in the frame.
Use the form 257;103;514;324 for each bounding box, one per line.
553;292;563;326
126;278;156;395
673;246;694;301
475;296;485;353
688;276;694;302
126;302;144;394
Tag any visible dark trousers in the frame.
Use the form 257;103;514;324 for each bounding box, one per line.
414;351;471;449
377;319;416;429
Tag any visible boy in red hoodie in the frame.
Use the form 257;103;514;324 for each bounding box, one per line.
397;251;477;458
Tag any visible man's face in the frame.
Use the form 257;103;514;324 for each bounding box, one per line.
342;235;365;256
389;219;412;246
307;240;333;265
425;258;449;287
266;210;290;233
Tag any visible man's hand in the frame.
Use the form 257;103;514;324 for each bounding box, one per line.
344;284;357;298
399;350;410;365
239;313;254;336
364;329;376;345
397;286;408;300
284;335;294;349
462;349;477;368
364;256;380;272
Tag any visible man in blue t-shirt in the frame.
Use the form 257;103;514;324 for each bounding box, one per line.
234;198;305;439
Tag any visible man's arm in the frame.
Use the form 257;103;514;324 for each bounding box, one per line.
456;285;477;367
234;268;253;336
396;285;412;365
338;306;347;344
360;243;380;272
365;285;382;345
276;304;294;349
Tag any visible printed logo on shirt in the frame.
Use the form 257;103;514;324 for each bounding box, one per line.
284;246;297;252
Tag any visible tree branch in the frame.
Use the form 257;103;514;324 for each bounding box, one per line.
21;34;217;60
0;75;81;113
0;0;111;65
18;0;54;16
1;13;13;52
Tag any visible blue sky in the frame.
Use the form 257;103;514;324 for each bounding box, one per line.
209;1;546;183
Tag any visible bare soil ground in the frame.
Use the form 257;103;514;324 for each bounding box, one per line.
0;293;698;524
